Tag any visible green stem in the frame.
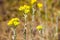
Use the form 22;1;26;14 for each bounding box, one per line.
39;30;43;40
43;0;49;40
24;28;26;40
12;28;16;40
24;14;27;40
30;25;33;40
31;5;35;40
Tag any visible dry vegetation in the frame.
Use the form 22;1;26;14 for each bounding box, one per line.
0;0;60;40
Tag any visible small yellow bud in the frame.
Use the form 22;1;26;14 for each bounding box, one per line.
36;25;43;30
37;3;43;8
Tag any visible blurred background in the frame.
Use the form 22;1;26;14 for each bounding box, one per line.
0;0;60;40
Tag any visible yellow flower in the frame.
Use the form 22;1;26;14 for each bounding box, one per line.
8;18;20;26
36;25;43;30
19;6;25;11
31;0;37;4
19;5;30;14
37;3;43;8
24;5;30;13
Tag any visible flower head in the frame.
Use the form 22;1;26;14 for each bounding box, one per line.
37;3;43;8
36;25;43;30
24;5;30;13
31;0;37;5
19;5;30;14
8;18;20;27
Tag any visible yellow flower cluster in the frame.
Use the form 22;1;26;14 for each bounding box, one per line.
31;0;37;5
36;25;43;30
8;18;20;26
37;3;43;8
19;5;30;14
